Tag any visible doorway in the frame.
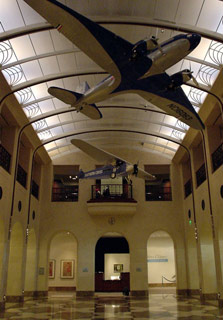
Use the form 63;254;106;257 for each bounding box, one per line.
95;233;130;292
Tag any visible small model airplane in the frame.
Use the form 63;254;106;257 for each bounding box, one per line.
24;0;204;130
71;139;155;180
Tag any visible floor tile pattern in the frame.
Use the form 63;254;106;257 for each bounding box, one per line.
0;292;223;319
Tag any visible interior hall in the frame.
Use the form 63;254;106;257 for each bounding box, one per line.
0;0;223;319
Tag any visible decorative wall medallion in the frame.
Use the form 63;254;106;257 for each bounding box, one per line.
0;186;2;200
201;199;205;210
18;200;22;212
108;217;115;225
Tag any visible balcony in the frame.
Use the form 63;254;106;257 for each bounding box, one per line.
145;184;172;201
31;180;39;199
87;184;137;216
0;144;11;173
17;164;27;188
184;179;192;198
196;163;206;188
52;186;78;202
212;142;223;172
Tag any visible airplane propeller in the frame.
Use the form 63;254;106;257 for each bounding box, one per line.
183;62;199;87
133;163;139;176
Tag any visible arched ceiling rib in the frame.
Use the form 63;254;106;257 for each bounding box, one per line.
0;0;223;160
1;19;222;44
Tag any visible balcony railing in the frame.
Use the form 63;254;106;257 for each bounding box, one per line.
196;163;206;187
212;142;223;172
32;180;39;199
89;184;135;202
17;164;27;188
0;144;11;173
52;186;78;202
145;185;172;201
184;179;192;198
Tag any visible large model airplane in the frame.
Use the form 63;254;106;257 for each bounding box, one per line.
24;0;204;130
71;139;155;180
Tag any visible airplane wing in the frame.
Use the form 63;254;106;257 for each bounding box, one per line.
24;0;134;86
71;139;120;164
125;165;155;180
137;168;156;180
71;139;156;180
137;74;204;130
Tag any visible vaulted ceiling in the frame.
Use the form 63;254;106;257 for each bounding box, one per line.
0;0;222;161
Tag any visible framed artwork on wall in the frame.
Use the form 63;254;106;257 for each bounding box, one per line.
60;260;74;279
114;264;123;273
49;259;55;278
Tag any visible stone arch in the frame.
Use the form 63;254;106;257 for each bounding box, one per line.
48;231;77;291
6;222;24;299
24;229;37;294
219;217;223;279
0;219;5;285
147;230;176;289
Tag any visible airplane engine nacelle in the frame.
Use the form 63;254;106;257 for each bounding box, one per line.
169;69;192;88
145;36;159;51
132;36;159;58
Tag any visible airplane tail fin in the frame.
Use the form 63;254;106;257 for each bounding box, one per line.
48;86;102;120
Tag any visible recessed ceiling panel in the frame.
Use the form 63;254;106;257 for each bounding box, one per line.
39;56;60;76
175;0;204;25
10;36;35;60
154;0;179;22
0;0;25;31
57;53;77;73
18;0;45;25
197;0;223;31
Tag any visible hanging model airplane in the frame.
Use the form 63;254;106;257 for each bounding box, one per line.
71;139;155;180
24;0;204;130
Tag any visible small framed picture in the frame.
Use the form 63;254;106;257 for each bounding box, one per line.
49;260;55;278
60;260;74;279
114;264;123;273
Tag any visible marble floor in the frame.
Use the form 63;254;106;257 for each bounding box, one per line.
0;291;223;320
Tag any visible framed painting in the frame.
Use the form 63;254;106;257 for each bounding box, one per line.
114;263;123;273
60;260;74;279
49;259;55;278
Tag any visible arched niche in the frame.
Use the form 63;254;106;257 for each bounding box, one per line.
147;231;176;288
0;219;5;281
6;222;24;297
95;232;130;292
24;229;37;294
48;231;77;291
218;218;223;282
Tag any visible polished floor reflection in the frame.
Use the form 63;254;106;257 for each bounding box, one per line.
0;291;223;319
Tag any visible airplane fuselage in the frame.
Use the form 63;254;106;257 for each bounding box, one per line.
79;162;133;179
78;34;199;105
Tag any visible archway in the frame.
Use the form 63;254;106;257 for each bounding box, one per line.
95;233;130;292
147;231;176;291
6;222;24;299
24;229;37;295
219;218;223;275
48;231;77;292
0;220;5;283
